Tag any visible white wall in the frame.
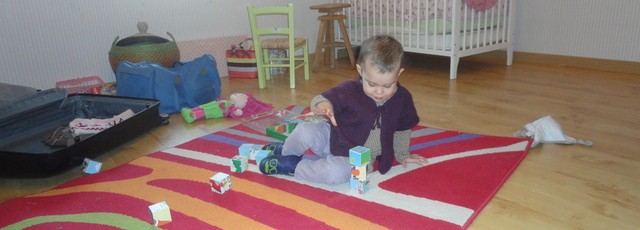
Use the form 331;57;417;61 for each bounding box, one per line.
514;0;640;62
0;0;327;89
1;0;639;89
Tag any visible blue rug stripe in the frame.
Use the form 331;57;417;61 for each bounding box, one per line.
200;133;246;147
409;133;482;152
411;127;446;138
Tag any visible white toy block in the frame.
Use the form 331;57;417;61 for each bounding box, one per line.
230;155;248;173
254;149;274;165
81;158;102;174
239;143;265;160
148;201;172;226
349;177;369;195
210;172;232;194
349;146;371;166
351;164;368;181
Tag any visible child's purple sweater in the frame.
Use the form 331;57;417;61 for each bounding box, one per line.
322;78;419;174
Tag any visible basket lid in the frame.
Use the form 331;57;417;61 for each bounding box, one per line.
115;21;170;46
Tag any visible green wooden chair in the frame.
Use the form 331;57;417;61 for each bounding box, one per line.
247;4;310;89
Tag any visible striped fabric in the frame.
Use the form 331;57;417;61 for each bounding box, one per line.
226;49;257;78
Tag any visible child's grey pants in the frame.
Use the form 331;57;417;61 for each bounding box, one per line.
282;122;351;185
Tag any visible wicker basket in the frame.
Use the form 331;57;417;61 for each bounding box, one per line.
108;22;180;72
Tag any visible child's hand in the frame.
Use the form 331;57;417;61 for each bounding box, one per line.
402;154;428;168
308;101;337;126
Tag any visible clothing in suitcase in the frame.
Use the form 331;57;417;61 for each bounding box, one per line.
0;86;162;177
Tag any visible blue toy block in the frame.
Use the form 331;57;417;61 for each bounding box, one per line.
239;143;264;160
254;149;274;164
81;158;102;174
349;146;371;166
349;177;369;195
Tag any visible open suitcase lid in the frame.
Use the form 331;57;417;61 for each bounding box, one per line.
0;85;68;121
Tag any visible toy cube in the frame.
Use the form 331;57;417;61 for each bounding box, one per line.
210;172;232;194
349;177;369;195
229;155;248;173
148;201;172;226
349;146;371;166
351;164;368;181
239;143;264;160
265;120;300;141
254;149;274;164
81;158;102;174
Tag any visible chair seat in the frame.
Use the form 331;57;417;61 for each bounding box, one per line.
248;4;310;89
261;37;307;50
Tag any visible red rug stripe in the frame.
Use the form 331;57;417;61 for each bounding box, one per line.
150;151;460;229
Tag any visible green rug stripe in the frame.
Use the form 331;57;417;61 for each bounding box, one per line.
1;212;155;230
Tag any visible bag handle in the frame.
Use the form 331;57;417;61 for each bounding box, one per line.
166;32;177;42
111;36;120;47
239;38;254;51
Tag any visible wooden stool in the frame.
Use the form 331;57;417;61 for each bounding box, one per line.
310;3;356;71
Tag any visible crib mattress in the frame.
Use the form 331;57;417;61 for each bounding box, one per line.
0;89;161;177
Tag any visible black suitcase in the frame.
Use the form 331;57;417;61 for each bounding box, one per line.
0;87;162;177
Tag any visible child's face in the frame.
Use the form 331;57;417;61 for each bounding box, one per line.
356;63;404;103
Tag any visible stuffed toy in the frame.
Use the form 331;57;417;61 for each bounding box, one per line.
181;92;273;123
225;92;274;119
181;100;232;123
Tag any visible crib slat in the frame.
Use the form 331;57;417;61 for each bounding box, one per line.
334;0;515;79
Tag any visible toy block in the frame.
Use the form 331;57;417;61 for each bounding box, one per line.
351;164;368;181
254;149;274;165
349;146;371;166
210;172;232;194
239;143;264;160
265;120;301;141
81;158;102;174
148;201;172;227
230;155;248;173
349;177;369;195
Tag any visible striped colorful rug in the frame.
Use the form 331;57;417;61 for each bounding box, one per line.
0;106;532;229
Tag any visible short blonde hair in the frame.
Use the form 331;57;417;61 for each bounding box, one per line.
357;35;404;74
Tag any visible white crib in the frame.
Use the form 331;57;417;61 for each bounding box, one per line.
333;0;515;79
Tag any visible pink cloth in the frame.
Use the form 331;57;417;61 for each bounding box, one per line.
69;109;135;137
224;93;273;119
464;0;498;11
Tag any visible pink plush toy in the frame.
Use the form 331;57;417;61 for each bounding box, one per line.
464;0;497;11
224;93;273;118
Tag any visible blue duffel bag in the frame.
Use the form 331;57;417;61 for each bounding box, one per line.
116;54;221;114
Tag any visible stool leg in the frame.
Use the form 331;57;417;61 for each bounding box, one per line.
313;19;327;71
328;19;335;68
338;19;356;66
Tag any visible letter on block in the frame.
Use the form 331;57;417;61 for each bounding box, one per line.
230;155;248;173
148;201;172;226
349;146;371;166
210;172;232;194
81;158;102;174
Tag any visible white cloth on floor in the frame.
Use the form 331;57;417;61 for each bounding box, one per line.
514;116;593;148
69;109;135;137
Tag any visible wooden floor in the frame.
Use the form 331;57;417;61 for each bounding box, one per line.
1;52;639;230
